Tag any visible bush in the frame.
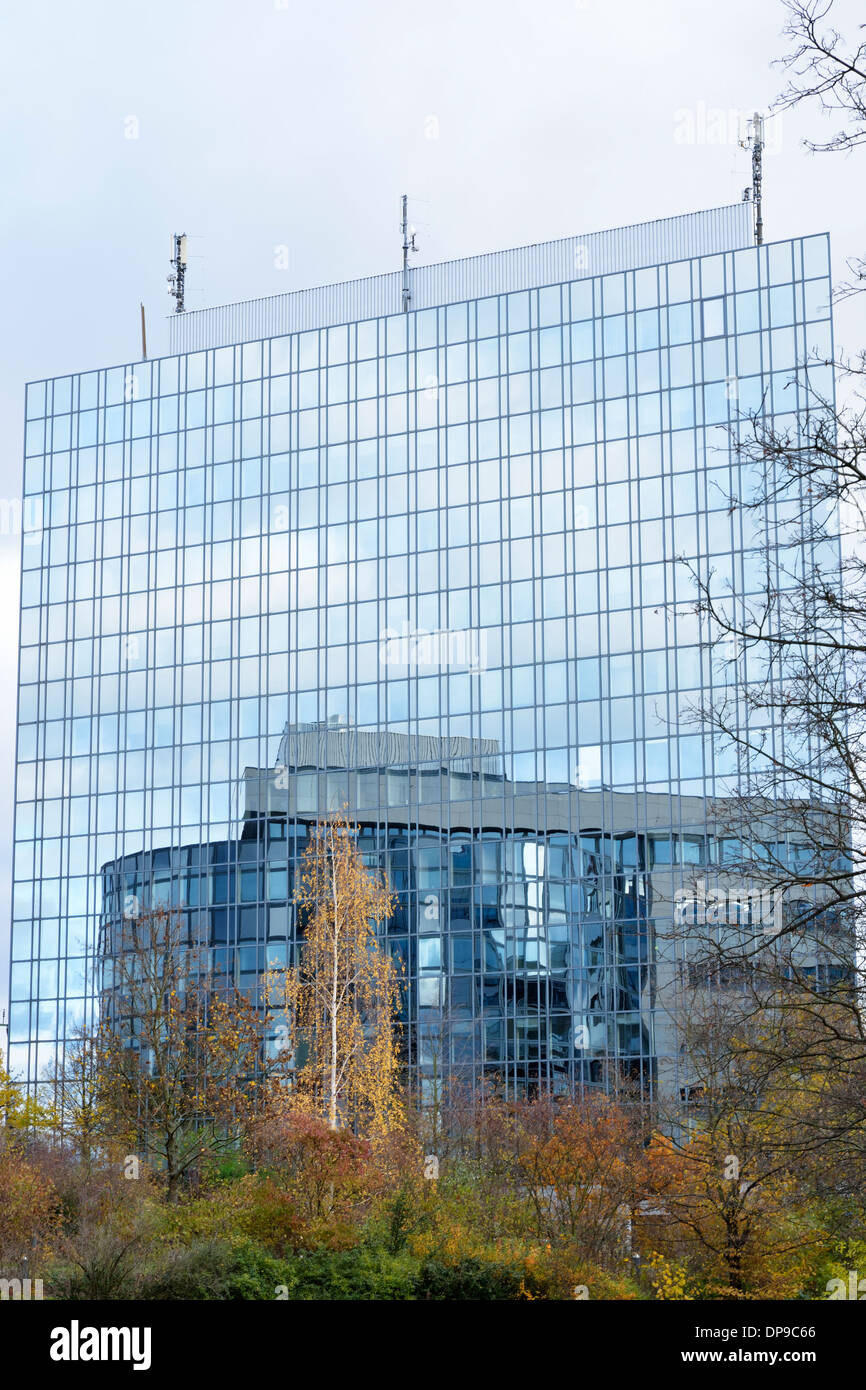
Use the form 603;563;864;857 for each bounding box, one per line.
0;1139;62;1266
138;1241;416;1301
276;1247;416;1300
140;1240;290;1300
410;1248;645;1301
246;1111;373;1224
234;1178;305;1255
522;1246;645;1300
49;1229;147;1300
411;1257;524;1300
787;1237;866;1301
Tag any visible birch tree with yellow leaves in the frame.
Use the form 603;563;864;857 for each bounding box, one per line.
271;814;404;1135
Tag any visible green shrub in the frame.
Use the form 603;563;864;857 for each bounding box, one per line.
799;1238;866;1301
137;1240;239;1300
223;1243;295;1299
277;1247;417;1300
140;1241;417;1301
139;1240;291;1300
411;1257;525;1300
409;1251;645;1301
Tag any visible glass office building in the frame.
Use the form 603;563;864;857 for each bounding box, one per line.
10;204;836;1099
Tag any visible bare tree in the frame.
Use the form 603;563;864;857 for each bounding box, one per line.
775;1;866;292
674;0;866;1174
654;991;833;1296
775;1;866;153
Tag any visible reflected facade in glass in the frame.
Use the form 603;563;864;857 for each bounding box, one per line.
10;205;836;1100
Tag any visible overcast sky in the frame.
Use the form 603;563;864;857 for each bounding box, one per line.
1;0;864;1017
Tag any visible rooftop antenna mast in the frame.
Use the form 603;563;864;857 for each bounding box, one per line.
739;113;764;246
401;195;419;312
168;233;188;312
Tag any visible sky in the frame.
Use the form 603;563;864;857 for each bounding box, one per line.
1;0;864;1018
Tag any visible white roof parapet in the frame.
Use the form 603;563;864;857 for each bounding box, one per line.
168;203;753;354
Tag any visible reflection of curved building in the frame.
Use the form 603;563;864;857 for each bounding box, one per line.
101;722;841;1101
101;722;851;1101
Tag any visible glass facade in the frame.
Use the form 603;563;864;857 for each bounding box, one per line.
10;211;835;1100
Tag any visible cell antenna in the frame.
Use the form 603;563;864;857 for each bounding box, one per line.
739;113;764;246
168;233;188;313
401;195;419;312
